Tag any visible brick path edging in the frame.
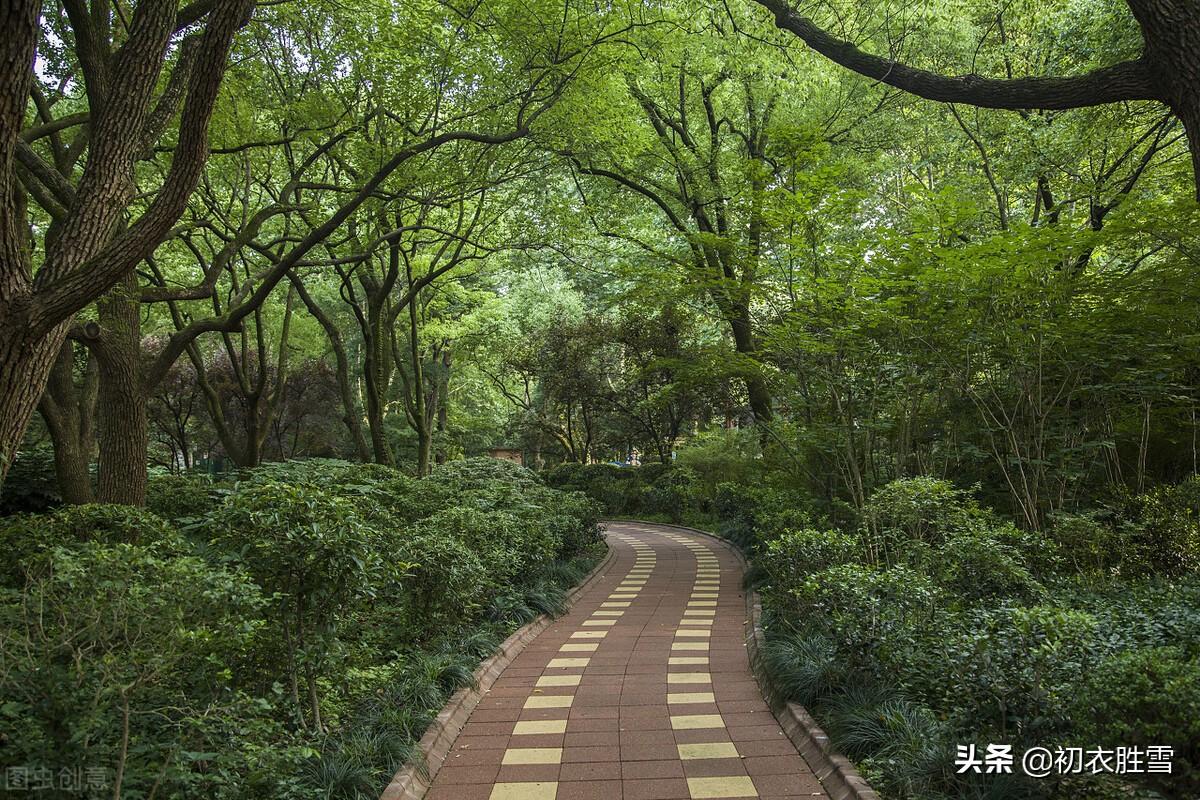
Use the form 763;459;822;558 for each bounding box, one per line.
604;519;882;800
379;541;617;800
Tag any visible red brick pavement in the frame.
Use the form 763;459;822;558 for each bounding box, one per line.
423;521;829;800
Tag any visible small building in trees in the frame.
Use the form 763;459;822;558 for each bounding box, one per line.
487;447;525;466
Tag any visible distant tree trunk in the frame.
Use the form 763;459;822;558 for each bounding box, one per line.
362;304;395;467
288;273;371;461
39;339;98;504
435;350;450;465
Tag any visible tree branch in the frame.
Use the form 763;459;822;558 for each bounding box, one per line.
753;0;1159;109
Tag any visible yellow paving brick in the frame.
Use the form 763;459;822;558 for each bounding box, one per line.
672;641;710;650
523;695;574;709
667;692;716;704
674;629;712;637
537;674;582;687
687;776;757;798
667;672;712;684
490;782;558;800
582;619;617;626
558;643;598;652
513;719;568;735
502;748;563;765
570;631;607;639
601;601;631;608
678;742;739;760
547;657;590;668
592;610;625;616
670;714;725;729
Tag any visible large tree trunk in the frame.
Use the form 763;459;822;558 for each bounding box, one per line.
95;275;148;505
1133;0;1200;194
0;324;69;487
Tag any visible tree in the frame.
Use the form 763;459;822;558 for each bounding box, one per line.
0;0;255;486
750;0;1200;199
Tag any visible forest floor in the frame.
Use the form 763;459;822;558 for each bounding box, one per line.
423;521;828;800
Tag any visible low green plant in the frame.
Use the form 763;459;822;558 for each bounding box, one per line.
1071;646;1200;796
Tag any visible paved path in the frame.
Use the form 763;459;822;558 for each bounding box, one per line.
424;521;829;800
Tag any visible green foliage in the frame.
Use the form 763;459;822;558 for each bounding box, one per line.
146;471;220;521
762;630;846;706
431;456;542;491
0;504;184;586
1117;477;1200;575
861;477;981;556
399;516;503;635
0;455;604;798
0;445;60;514
931;528;1042;602
673;430;761;494
760;527;858;595
544;462;646;516
1071;646;1200;795
742;473;1200;799
642;466;701;522
713;482;813;550
0;541;273;798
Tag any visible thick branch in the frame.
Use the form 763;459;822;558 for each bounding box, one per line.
754;0;1160;109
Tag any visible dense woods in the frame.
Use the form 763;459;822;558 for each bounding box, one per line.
2;0;1199;796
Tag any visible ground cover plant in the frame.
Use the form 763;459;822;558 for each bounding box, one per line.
0;458;602;798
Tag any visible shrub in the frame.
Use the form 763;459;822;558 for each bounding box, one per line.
933;527;1041;602
862;477;979;564
206;481;403;729
1072;646;1200;796
769;563;941;666
916;604;1098;742
0;541;270;798
0;504;184;587
1119;477;1200;575
146;471;218;520
395;526;491;637
673;429;760;493
760;528;859;596
544;490;604;557
543;462;642;516
432;456;541;491
714;482;813;549
642;466;701;522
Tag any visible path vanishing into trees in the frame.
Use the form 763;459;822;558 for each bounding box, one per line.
422;521;827;800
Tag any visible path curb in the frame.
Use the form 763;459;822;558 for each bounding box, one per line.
379;540;616;800
605;519;881;800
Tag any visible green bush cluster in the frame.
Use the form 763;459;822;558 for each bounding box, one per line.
714;475;1200;800
0;457;602;799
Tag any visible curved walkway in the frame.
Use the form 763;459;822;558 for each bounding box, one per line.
423;521;829;800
